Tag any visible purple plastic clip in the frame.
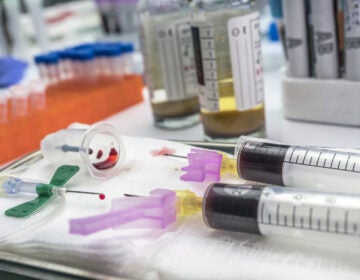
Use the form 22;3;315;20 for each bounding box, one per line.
180;149;223;182
69;189;177;235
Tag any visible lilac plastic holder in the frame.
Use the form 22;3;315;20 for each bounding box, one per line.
69;189;177;236
180;149;223;182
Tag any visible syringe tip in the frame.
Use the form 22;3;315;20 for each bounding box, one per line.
99;193;106;200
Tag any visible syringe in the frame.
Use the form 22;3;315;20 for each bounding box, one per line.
203;183;360;248
235;137;360;194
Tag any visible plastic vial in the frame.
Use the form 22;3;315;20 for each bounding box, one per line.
0;93;12;162
203;183;360;248
121;43;136;75
40;123;125;179
138;0;200;129
38;52;60;85
73;49;97;84
191;0;265;141
28;80;46;111
34;55;48;82
9;85;30;155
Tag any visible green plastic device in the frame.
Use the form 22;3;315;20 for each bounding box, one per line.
5;165;80;218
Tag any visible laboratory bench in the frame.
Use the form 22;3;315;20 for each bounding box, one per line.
1;40;360;280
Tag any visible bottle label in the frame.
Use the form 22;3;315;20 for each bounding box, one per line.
191;23;220;112
228;11;264;111
156;19;198;101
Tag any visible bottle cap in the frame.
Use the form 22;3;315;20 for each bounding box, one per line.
40;52;60;65
121;43;134;53
72;49;95;61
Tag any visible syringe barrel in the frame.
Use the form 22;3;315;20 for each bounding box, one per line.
236;137;289;186
235;137;360;194
203;183;262;235
203;183;360;248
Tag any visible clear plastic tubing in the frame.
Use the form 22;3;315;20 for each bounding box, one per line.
203;183;360;248
0;176;38;195
40;123;125;179
235;136;360;194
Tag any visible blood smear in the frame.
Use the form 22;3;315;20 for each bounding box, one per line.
151;147;176;157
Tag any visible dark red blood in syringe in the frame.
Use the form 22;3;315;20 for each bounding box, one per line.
93;148;119;170
238;142;289;186
99;193;106;200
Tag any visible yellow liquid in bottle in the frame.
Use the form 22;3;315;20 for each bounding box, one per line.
202;77;265;139
192;8;265;139
140;10;200;126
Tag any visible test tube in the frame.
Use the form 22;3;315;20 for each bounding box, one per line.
0;93;9;126
9;86;29;119
203;183;360;248
58;49;75;81
93;44;107;77
93;44;120;78
34;55;48;82
121;43;135;76
28;80;46;111
103;45;123;78
235;137;360;194
0;93;11;163
34;52;60;85
40;123;125;179
9;85;30;155
73;49;97;84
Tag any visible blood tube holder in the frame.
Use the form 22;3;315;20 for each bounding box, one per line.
281;67;360;126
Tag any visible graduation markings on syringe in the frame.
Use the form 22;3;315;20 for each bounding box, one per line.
283;147;360;173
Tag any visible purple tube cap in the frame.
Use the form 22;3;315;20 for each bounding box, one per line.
180;149;223;182
69;189;177;236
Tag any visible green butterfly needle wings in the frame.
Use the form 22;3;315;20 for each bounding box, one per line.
5;165;80;218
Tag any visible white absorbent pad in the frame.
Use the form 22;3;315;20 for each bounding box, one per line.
0;136;360;280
